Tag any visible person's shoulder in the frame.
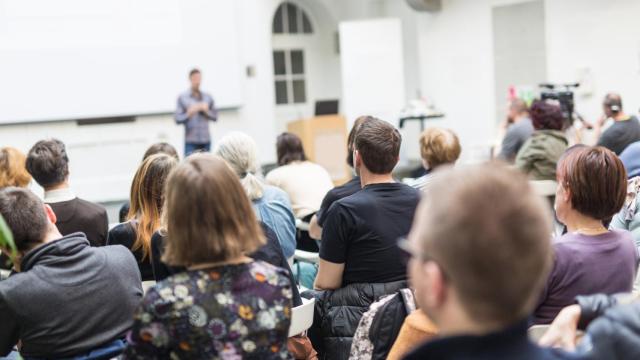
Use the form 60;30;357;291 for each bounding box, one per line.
100;243;138;269
108;222;136;245
74;197;107;216
250;260;290;286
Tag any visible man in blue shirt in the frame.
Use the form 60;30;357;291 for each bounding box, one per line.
175;68;218;156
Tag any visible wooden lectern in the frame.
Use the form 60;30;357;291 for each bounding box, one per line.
287;115;350;185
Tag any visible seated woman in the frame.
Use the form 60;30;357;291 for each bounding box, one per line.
266;132;333;221
214;131;297;259
516;100;569;181
405;127;461;191
107;154;178;281
534;146;638;324
123;154;292;358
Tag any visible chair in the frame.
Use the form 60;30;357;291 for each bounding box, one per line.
530;180;558;197
0;269;10;280
288;297;315;337
528;324;550;342
141;281;156;294
294;249;320;264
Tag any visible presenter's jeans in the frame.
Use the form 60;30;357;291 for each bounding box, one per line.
185;142;211;156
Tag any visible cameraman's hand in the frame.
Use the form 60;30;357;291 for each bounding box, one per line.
539;304;581;351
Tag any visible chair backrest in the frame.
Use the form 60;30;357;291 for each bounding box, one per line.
530;180;558;197
142;280;156;294
289;297;315;337
528;324;550;342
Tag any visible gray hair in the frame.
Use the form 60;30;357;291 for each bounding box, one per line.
214;132;264;200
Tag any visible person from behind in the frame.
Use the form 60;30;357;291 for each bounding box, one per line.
266;132;334;221
123;154;292;358
107;154;178;281
618;141;640;179
309;115;370;240
406;127;461;191
0;147;31;188
515;100;569;181
402;164;577;360
0;187;142;358
308;118;420;358
119;142;179;223
497;98;533;162
534;146;637;324
596;93;640;155
26;139;108;246
214;131;297;259
175;68;218;156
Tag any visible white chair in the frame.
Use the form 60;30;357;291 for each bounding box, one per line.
530;180;558;197
288;297;315;337
528;324;550;342
141;280;156;294
294;249;320;264
295;218;310;232
0;269;10;280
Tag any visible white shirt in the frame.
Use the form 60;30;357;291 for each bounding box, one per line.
44;187;76;203
266;161;334;219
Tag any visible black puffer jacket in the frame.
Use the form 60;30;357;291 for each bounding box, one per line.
576;293;640;359
303;280;407;360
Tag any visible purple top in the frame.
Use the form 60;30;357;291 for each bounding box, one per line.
534;229;638;324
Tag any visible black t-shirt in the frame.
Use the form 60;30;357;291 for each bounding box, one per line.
107;221;155;281
320;182;421;286
598;116;640;155
316;176;361;227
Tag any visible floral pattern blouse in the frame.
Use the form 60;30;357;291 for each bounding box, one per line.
122;261;293;359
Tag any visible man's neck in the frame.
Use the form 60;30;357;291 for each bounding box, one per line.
614;112;630;121
435;308;507;338
513;114;529;123
359;171;395;187
44;182;69;192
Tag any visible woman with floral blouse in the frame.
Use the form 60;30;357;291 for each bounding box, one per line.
123;153;293;359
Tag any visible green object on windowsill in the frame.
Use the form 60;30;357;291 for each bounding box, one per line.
0;213;16;266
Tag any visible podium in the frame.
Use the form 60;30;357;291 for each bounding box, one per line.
287;115;350;185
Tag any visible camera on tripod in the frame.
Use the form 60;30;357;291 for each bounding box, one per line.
539;83;580;128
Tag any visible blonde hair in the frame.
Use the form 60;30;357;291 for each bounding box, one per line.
162;154;265;266
419;127;461;169
127;154;178;260
214;132;264;200
0;147;32;188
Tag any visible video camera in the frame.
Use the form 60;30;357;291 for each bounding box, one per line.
539;83;580;128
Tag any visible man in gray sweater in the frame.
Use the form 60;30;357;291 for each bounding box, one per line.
0;187;142;358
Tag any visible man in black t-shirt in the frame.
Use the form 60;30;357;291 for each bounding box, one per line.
308;116;372;240
596;93;640;155
314;117;420;290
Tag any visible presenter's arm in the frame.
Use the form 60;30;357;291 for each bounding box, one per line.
174;97;189;124
204;97;218;122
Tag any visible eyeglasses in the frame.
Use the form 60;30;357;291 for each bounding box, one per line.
397;237;449;280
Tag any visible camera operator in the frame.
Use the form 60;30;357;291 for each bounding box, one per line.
595;93;640;155
496;98;533;162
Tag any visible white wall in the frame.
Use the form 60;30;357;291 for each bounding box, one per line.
416;0;640;162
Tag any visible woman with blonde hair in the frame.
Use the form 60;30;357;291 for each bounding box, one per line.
0;147;32;188
123;154;292;358
107;153;178;280
215;131;297;258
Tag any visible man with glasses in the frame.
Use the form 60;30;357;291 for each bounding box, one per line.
400;164;580;360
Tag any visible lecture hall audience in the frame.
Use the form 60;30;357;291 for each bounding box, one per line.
0;187;142;359
309;115;369;240
401;163;576;360
123;154;292;358
107;153;178;281
406;127;461;191
26;139;109;247
534;146;637;324
215;131;297;259
308;117;421;359
516;100;569;181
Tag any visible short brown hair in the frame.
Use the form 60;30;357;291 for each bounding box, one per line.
143;142;179;161
26;139;69;188
354;117;401;174
0;147;32;188
276;132;307;166
0;187;48;253
162;154;265;266
346;116;372;167
556;146;627;221
419;128;461;168
414;163;552;324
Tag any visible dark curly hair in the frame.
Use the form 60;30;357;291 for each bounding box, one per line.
26;139;70;188
530;100;564;131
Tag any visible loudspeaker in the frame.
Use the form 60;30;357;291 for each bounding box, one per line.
406;0;442;12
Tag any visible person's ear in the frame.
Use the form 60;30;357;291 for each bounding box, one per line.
43;204;57;225
423;261;447;308
354;149;361;168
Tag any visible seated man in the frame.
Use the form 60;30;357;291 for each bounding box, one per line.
402;164;578;360
26;139;108;246
309;117;420;359
0;187;142;358
596;93;640;155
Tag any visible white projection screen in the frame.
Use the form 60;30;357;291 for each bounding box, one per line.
0;0;243;124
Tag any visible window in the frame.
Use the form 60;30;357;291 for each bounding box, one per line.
272;2;313;35
273;49;306;105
